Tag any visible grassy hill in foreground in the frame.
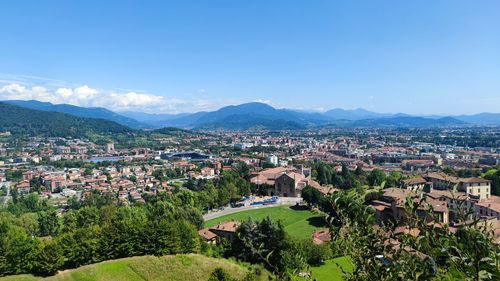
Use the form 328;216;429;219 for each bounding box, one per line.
0;254;268;281
205;205;326;240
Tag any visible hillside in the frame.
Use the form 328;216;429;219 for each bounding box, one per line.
348;116;466;128
324;108;389;120
128;102;479;130
120;111;191;127
3;99;494;131
0;103;132;137
0;254;269;281
3;100;147;129
455;112;500;126
162;102;321;130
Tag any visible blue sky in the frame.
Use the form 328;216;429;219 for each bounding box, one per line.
0;0;499;114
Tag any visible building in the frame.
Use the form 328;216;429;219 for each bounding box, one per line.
198;228;217;244
402;159;435;172
105;143;115;154
58;146;71;154
374;188;449;225
475;196;500;220
250;166;290;186
267;155;279;166
401;177;428;191
199;221;241;242
273;171;323;197
424;172;491;200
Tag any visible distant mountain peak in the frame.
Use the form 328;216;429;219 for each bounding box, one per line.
3;99;499;130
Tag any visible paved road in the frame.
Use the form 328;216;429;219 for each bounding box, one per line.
203;197;302;221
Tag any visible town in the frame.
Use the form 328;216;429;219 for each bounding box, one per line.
1;128;499;250
1;1;499;280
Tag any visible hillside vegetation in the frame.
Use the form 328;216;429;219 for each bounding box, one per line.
0;254;268;281
0;103;132;137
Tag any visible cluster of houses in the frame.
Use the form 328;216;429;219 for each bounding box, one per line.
370;172;499;243
4;161;214;205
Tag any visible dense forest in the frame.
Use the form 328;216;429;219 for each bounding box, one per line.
0;191;202;276
0;103;132;138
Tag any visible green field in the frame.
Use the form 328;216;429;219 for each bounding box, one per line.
0;254;268;281
205;205;326;240
310;256;353;281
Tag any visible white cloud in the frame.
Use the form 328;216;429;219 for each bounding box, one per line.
0;82;227;114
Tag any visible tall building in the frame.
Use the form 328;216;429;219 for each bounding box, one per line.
105;143;115;154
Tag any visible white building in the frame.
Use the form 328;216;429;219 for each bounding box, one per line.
267;155;279;166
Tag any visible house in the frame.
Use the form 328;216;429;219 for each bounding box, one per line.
58;146;71;154
16;180;30;194
424;172;491;200
272;168;326;198
475;195;500;220
22;171;36;181
199;221;241;242
425;189;472;222
250;166;289;186
201;167;215;177
375;188;449;224
198;228;217;244
401;177;428;191
402;160;434;172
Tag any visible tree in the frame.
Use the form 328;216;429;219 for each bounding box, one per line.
76;206;100;227
367;169;386;187
385;171;402;187
229;217;302;276
38;210;59;237
129;175;137;183
83;168;92;176
69;225;103;266
301;185;323;207
483;168;500;196
208;267;236;281
321;190;500;281
18;213;39;238
315;163;333;185
301;240;332;266
0;224;36;275
32;239;64;276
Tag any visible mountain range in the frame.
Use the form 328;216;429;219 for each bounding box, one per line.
2;100;499;131
3;100;147;129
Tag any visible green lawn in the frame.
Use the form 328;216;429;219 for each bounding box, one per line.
205;205;326;240
0;254;269;281
310;256;353;281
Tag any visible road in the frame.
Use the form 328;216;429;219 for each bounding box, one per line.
203;197;302;221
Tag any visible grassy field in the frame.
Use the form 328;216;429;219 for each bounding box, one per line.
310;256;353;281
205;205;325;240
0;254;269;281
